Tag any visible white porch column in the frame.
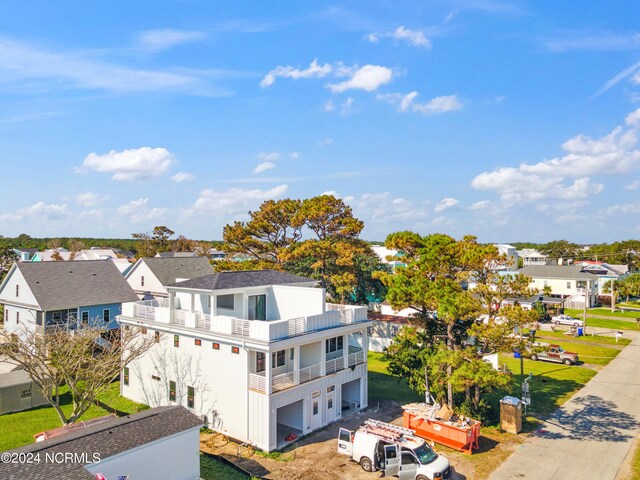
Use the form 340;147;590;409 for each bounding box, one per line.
343;333;349;369
265;349;272;395
320;339;326;376
293;346;300;385
190;293;195;312
363;328;369;353
211;294;216;316
169;291;175;324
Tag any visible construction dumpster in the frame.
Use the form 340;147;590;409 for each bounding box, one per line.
402;403;481;454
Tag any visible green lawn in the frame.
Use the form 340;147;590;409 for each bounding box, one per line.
368;351;422;404
499;355;597;419
532;340;621;366
632;442;640;480
200;453;249;480
585;318;640;332
0;382;148;452
566;308;640;320
535;330;631;346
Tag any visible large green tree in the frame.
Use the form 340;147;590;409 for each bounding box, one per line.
216;195;374;302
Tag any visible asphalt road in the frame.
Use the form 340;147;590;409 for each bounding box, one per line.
490;332;640;480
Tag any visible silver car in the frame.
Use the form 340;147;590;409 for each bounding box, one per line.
551;314;584;327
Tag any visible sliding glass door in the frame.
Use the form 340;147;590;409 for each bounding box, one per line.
248;294;266;320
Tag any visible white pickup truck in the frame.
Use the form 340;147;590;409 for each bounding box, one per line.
337;419;452;480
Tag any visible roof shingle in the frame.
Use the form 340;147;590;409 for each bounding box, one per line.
170;269;317;291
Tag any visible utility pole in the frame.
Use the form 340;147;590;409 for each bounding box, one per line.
583;280;589;329
425;365;431;404
611;280;616;314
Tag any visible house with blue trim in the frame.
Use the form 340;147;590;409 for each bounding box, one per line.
0;260;139;338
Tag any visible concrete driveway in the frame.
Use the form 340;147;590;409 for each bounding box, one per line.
490;332;640;480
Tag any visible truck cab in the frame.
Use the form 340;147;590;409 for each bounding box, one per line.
338;420;451;480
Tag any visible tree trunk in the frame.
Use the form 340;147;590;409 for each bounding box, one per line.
465;385;471;403
447;364;453;407
474;385;481;407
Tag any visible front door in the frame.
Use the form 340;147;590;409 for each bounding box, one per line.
383;445;400;477
310;397;321;429
398;452;419;480
326;391;335;423
337;428;353;456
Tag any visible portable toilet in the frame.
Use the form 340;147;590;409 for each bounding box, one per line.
500;396;522;434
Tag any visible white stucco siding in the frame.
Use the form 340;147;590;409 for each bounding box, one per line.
122;327;249;443
271;285;324;320
126;262;167;298
85;428;200;480
2;305;39;336
369;320;404;352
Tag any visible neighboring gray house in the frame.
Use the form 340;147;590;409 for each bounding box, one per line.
0;406;203;480
125;256;213;300
518;265;599;308
155;251;199;258
0;260;139;338
0;367;48;415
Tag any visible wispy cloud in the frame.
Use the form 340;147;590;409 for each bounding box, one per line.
543;31;640;53
328;65;393;93
590;60;640;100
261;59;332;87
171;172;195;183
434;197;460;212
253;162;276;174
258;152;281;162
222;168;392;184
0;35;233;96
0;111;64;124
366;26;431;48
378;91;463;115
137;29;207;53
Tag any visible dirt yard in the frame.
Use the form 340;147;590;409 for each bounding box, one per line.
200;400;525;480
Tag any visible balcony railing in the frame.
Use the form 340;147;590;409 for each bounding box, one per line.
248;349;365;394
121;301;369;342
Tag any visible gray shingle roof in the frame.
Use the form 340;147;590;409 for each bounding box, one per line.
138;256;213;286
170;269;317;291
518;265;597;280
16;261;139;311
0;406;203;480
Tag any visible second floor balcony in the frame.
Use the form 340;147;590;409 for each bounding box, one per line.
121;300;369;342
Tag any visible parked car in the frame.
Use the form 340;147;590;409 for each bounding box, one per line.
551;314;584;327
530;345;579;365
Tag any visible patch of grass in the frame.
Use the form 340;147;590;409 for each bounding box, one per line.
632;441;640;480
585;318;640;332
254;450;295;462
499;355;596;419
0;382;147;452
536;330;631;345
566;308;640;320
200;453;249;480
532;340;621;366
367;351;422;403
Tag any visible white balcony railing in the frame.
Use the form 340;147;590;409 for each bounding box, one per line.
272;372;295;392
121;301;369;342
249;373;266;393
325;356;344;375
348;350;365;367
248;359;335;394
299;363;321;383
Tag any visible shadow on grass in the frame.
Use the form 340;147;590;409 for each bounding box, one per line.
535;394;639;442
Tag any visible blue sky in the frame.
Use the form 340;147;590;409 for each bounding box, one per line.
1;1;640;243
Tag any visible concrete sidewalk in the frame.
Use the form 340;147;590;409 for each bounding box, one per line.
490;332;640;480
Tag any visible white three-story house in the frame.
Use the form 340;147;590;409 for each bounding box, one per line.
117;270;370;452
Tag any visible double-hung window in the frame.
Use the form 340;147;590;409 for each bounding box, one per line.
187;386;195;409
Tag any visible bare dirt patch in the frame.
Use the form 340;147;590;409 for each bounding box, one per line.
200;400;526;480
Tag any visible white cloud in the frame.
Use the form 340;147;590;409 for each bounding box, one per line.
341;97;355;114
318;138;334;147
434;197;459;212
625;180;640;190
289;152;300;160
261;59;332;87
328;65;393;93
0;201;68;223
600;201;640;216
323;100;335;112
626;108;640;128
117;198;167;224
470;200;491;210
258;152;280;162
366;26;431;48
378;91;463;115
253;162;276;174
75;192;104;207
431;215;454;226
137;29;207;53
171;171;195;183
80;147;174;182
0;35;212;94
191;184;288;214
471;111;640;205
346;192;429;225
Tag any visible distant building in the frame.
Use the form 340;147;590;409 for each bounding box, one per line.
494;244;519;271
518;265;598;308
124;257;213;300
208;248;226;261
0;406;203;480
367;312;411;352
371;245;405;271
0;260;139;339
0;367;48;415
516;249;550;267
155;251;199;258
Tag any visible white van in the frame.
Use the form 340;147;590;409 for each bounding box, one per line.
337;420;452;480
